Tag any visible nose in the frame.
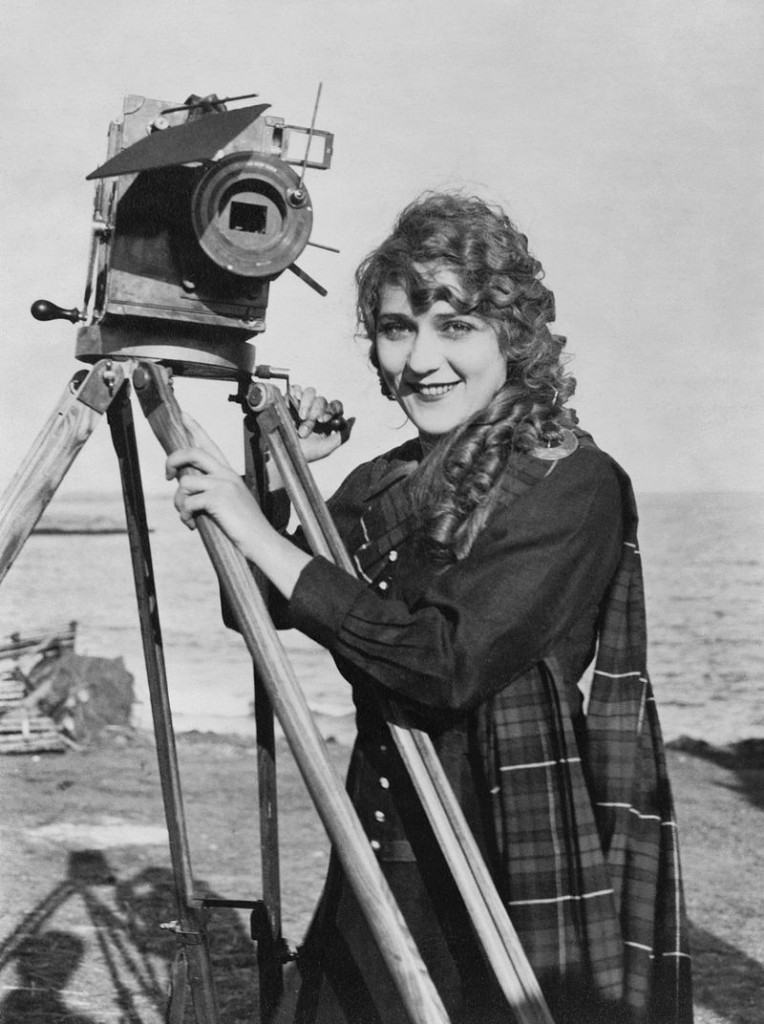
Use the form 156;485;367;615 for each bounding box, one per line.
405;325;443;377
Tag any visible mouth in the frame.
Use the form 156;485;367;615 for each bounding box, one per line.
405;381;461;399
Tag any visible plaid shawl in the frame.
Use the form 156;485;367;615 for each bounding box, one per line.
288;435;693;1022
481;441;692;1023
585;462;692;1021
344;436;693;1021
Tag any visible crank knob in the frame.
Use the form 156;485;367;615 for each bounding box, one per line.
31;299;82;324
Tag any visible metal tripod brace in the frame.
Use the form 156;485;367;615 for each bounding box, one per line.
0;357;554;1024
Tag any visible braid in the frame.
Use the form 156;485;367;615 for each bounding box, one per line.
412;386;577;564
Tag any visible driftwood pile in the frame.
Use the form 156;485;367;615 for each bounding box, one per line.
0;623;135;753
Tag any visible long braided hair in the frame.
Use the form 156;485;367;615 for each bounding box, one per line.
356;192;577;563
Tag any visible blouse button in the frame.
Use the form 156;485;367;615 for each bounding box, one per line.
388;550;398;562
370;839;381;851
374;810;386;823
378;580;389;591
379;777;390;789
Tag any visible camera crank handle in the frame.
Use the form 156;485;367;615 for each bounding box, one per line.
30;299;82;324
247;379;349;440
287;263;327;297
289;394;348;438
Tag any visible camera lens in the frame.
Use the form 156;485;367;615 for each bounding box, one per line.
191;153;312;278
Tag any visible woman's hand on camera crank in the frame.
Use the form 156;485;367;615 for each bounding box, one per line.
290;385;353;462
264;385;353;492
165;416;311;600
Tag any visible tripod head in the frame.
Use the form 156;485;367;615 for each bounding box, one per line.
32;90;334;380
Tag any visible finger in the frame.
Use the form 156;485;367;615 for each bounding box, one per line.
174;490;211;527
298;386;317;422
166;446;227;480
173;491;197;530
312;401;348;435
182;492;215;516
297;398;326;438
300;395;328;437
317;398;345;425
310;395;329;419
180;510;197;530
176;473;215;497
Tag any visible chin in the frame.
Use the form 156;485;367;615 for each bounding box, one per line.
400;390;482;436
408;412;463;436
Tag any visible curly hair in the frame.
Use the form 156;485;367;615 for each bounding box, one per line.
356;191;577;562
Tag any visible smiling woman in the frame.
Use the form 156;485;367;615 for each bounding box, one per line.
167;192;693;1024
374;269;508;439
357;194;580;563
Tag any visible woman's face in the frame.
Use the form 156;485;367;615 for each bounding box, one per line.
375;267;506;438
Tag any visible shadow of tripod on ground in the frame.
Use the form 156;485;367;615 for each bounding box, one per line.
0;930;98;1024
0;851;257;1024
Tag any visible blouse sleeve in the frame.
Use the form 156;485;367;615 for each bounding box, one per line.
287;446;624;712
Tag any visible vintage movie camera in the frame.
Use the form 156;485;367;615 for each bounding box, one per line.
33;93;334;378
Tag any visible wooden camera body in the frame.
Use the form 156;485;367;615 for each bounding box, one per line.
74;94;333;378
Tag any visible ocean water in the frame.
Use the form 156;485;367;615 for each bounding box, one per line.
1;490;761;747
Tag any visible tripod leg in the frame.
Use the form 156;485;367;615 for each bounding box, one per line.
246;383;341;564
106;386;219;1024
134;361;450;1024
0;361;132;585
242;415;284;1022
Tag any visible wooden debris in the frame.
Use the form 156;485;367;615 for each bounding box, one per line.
0;622;77;754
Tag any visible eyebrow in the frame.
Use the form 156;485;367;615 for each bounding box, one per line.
431;310;478;324
376;311;415;324
376;309;483;328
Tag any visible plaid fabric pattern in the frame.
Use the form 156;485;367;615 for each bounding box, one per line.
585;466;692;1022
283;434;693;1023
347;436;693;1022
483;441;692;1023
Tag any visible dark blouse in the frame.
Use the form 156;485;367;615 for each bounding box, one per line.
273;437;638;1022
273;434;692;1024
288;437;622;714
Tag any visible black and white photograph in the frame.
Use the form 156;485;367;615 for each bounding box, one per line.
0;2;761;1022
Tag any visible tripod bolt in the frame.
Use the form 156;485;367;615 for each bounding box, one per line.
102;362;118;395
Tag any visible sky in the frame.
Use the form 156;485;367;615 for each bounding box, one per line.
1;0;762;501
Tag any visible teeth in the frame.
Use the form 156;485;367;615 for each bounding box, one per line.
415;384;457;396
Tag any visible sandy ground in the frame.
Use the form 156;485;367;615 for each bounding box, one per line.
0;731;762;1024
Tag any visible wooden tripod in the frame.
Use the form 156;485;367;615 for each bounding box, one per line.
0;357;554;1024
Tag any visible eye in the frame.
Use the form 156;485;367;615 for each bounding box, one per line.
440;319;475;338
377;318;413;341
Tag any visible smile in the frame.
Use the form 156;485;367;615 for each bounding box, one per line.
407;382;461;398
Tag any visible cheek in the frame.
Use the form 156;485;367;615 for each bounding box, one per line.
375;342;404;381
488;350;509;386
458;345;506;387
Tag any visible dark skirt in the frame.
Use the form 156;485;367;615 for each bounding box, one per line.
275;838;513;1023
273;710;617;1024
273;669;693;1024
